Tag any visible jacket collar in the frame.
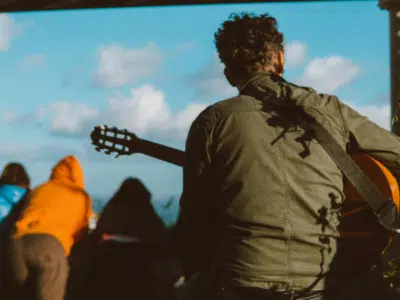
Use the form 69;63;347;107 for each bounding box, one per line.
238;72;286;97
238;71;315;105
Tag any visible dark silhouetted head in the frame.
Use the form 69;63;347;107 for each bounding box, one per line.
0;162;30;188
214;12;285;87
94;177;165;238
110;177;151;208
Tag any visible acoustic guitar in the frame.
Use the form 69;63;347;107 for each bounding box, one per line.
90;125;400;280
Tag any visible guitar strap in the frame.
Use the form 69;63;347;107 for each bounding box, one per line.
245;87;400;232
296;100;400;234
242;85;400;276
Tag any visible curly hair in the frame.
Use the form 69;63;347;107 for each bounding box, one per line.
214;12;284;77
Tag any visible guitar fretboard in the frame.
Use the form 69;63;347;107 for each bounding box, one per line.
138;139;185;167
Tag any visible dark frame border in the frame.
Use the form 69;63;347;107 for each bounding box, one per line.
0;0;377;13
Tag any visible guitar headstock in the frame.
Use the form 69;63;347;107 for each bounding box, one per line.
90;125;140;158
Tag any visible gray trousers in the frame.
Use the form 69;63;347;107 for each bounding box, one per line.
6;233;69;300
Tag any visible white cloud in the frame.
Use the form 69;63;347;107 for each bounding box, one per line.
20;54;46;70
31;102;99;135
106;85;171;135
47;103;98;134
285;41;307;67
0;14;23;51
103;84;207;138
94;43;163;87
4;84;208;142
296;56;360;94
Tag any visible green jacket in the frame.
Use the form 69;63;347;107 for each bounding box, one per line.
179;72;400;291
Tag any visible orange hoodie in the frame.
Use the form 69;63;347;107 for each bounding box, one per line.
13;155;93;256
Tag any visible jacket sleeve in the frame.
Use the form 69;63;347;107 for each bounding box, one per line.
335;97;400;178
177;108;215;278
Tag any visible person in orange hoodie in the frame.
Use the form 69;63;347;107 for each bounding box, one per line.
5;155;93;300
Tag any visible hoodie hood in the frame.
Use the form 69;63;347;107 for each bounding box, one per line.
50;155;85;189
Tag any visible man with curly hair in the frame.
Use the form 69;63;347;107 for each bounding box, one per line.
177;12;400;300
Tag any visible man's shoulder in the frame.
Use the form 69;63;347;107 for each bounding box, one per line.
283;80;341;112
193;96;248;124
213;95;254;109
202;95;257;117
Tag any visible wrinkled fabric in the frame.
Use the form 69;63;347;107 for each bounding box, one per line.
6;233;69;300
12;155;93;256
179;73;400;292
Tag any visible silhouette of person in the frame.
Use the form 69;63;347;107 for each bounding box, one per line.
0;162;30;298
82;177;181;300
6;155;92;300
0;162;30;224
96;178;166;240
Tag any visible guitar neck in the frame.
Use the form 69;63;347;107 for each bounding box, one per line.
137;138;185;167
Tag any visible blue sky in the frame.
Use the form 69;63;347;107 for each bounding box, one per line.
0;1;391;211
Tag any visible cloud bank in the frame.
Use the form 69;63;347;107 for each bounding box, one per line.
0;40;390;161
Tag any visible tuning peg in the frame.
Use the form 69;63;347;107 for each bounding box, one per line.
105;150;111;155
95;147;100;152
114;154;120;159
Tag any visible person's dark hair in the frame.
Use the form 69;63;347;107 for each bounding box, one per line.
110;177;151;208
93;177;159;237
214;12;285;77
0;162;30;188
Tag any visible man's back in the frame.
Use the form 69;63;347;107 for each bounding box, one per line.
180;72;400;292
178;12;400;299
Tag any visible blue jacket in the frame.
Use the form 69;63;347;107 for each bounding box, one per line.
0;184;28;223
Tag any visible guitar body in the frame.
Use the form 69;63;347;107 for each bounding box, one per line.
90;126;400;280
338;154;400;279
